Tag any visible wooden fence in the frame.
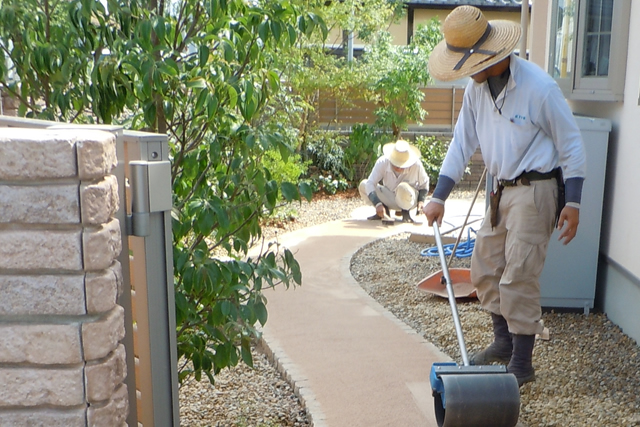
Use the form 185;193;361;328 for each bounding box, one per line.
314;86;465;132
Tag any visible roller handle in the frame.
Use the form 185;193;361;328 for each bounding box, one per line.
433;222;470;366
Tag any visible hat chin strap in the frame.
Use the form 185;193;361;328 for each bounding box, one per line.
447;23;498;71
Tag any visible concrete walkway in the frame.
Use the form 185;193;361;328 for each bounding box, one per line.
260;199;487;427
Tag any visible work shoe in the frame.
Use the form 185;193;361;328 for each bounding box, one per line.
401;210;414;223
368;205;391;220
367;205;391;221
507;334;536;387
470;313;513;365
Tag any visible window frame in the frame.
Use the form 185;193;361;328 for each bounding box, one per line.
548;0;631;102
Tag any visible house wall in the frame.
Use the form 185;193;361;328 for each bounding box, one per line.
590;0;640;342
389;9;523;46
0;128;128;425
529;0;550;67
328;7;524;49
529;1;640;342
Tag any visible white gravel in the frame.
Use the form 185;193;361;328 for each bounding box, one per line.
180;192;640;427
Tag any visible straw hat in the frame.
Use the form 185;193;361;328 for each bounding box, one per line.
428;5;521;82
383;140;421;168
395;182;417;210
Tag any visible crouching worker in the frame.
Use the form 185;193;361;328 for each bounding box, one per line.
358;139;429;223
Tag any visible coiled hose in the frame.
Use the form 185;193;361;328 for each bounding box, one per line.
420;227;477;258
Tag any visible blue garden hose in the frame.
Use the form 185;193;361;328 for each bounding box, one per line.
420;227;477;258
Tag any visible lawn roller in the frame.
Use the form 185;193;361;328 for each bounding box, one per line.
429;222;520;427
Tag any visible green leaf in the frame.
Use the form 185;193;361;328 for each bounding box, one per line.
287;24;297;45
209;0;219;17
186;77;207;89
199;45;210;67
299;182;313;201
220;300;232;316
266;70;280;92
195;89;208;113
297;15;306;34
227;85;238;108
280;182;299;201
255;301;268;326
139;19;153;50
241;339;253;366
143;101;157;126
153;17;166;42
158;61;178;77
213;205;230;229
207;94;218;120
222;40;235;62
258;21;269;43
265;180;278;209
270;20;282;42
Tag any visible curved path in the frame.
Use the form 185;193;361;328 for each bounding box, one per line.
260;200;492;426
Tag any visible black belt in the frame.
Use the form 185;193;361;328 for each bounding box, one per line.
499;168;560;187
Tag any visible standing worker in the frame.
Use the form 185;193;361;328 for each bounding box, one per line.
359;139;430;223
423;5;586;387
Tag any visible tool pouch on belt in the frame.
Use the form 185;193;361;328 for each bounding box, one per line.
555;168;565;226
490;184;503;229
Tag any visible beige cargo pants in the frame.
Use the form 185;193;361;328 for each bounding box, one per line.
471;179;558;335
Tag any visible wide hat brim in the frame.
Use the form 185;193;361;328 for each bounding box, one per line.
395;182;417;210
428;20;521;82
383;142;421;168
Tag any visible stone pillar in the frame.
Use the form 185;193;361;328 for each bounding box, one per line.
0;128;128;426
0;90;18;116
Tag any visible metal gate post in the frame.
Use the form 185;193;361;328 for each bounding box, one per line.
125;132;180;427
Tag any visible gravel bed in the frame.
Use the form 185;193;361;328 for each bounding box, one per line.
179;350;310;427
351;234;640;426
180;191;640;426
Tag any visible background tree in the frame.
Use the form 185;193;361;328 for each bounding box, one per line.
280;12;443;187
363;20;442;138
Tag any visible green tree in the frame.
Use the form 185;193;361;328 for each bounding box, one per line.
0;0;327;384
362;20;443;138
279;0;403;154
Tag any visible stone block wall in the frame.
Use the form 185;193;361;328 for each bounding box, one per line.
0;128;128;426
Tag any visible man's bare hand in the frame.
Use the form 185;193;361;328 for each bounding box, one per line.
376;204;386;218
557;206;580;245
423;201;445;226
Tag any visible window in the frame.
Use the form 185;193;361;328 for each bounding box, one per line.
581;0;612;77
548;0;631;101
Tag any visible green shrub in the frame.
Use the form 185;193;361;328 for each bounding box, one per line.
414;135;449;190
304;130;348;178
262;150;310;188
344;124;391;184
315;174;349;195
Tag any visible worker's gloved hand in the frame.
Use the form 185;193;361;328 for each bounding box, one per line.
416;201;424;216
423;201;445;226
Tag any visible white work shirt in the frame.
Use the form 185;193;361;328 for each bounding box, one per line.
440;54;586;182
364;156;429;195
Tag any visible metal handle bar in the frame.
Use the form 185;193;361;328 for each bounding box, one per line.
433;221;470;366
